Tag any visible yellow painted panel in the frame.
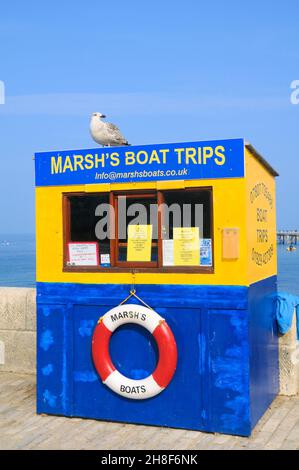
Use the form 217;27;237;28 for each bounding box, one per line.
36;177;248;285
111;181;157;191
156;180;185;190
85;183;111;192
245;148;277;283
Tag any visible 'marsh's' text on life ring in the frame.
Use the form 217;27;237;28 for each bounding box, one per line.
92;304;177;400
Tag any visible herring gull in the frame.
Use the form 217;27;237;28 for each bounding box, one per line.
90;112;129;147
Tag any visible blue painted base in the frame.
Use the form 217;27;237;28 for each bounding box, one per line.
36;278;278;436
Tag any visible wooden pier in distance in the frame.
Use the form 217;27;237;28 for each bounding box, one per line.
277;231;299;245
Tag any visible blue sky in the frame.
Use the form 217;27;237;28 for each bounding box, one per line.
0;0;298;233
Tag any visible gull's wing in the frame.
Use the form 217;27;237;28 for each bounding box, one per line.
106;122;120;133
105;121;127;141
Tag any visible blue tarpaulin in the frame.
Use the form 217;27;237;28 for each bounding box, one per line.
275;292;299;339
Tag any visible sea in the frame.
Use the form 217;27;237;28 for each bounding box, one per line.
0;234;298;295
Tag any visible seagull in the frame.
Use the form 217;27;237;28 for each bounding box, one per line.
90;112;130;147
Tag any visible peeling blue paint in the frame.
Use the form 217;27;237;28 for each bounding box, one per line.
73;370;98;382
43;389;57;408
221;395;249;432
41;364;53;376
40;330;54;351
213;346;245;393
230;315;246;338
61;314;68;413
197;333;206;374
78;319;95;337
42;307;51;317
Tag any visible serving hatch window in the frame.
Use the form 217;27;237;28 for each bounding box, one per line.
114;193;158;267
63;188;213;271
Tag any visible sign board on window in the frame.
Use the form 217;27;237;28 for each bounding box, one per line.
127;225;153;262
200;239;213;266
173;227;200;266
68;242;99;266
162;239;174;266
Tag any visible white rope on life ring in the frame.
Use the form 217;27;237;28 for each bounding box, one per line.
92;304;177;400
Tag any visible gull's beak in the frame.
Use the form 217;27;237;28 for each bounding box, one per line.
101;114;106;118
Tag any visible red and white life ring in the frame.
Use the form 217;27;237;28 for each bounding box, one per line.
92;304;177;400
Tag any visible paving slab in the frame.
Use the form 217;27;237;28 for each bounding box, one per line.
0;372;298;450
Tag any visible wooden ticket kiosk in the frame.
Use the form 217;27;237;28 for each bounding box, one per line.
35;138;278;436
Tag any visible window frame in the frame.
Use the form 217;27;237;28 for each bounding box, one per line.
113;191;159;269
62;187;214;274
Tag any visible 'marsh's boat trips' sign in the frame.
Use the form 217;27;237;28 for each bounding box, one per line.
35;138;245;186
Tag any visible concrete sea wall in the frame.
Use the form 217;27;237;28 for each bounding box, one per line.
0;288;36;373
279;313;299;396
0;287;298;395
